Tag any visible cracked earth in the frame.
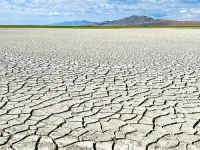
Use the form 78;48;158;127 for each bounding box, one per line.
0;28;200;150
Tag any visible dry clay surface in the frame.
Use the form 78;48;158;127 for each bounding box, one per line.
0;28;200;150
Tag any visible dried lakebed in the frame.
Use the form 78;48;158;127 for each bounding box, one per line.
0;28;200;150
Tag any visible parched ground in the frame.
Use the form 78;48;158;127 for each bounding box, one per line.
0;28;200;150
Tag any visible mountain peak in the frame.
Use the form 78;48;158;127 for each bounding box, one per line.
109;15;155;25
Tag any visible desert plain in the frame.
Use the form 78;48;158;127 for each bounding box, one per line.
0;28;200;150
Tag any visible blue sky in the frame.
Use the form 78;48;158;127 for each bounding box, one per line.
0;0;200;25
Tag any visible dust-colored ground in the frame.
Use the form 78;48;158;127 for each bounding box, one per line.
0;29;200;150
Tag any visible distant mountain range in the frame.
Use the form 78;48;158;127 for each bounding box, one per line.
52;15;200;26
53;20;95;26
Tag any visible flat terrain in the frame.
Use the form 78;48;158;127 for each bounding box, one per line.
0;28;200;150
0;25;200;28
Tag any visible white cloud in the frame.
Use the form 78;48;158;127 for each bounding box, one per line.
180;10;187;13
194;10;200;13
192;9;200;14
48;12;61;16
186;14;194;18
63;12;74;16
13;0;26;3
